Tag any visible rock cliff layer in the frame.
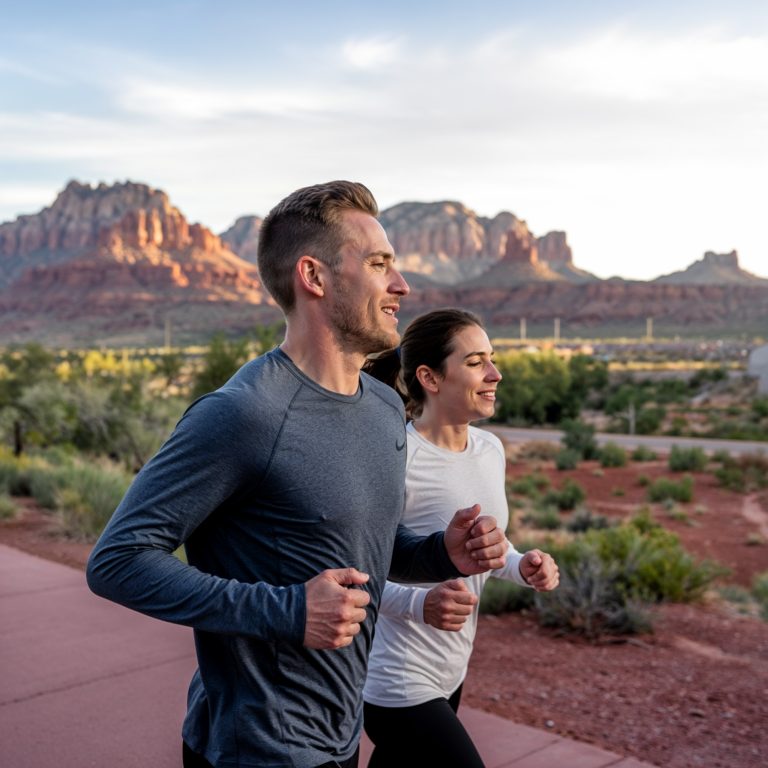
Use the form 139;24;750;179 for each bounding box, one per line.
220;215;263;265
653;251;768;287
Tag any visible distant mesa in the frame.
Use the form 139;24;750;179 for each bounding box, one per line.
652;250;768;287
220;215;263;265
0;180;275;343
379;201;599;287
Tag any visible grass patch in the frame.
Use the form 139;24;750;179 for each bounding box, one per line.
647;475;694;503
592;468;604;477
611;487;626;497
746;533;764;546
668;445;707;473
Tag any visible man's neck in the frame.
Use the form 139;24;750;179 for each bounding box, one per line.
280;321;366;396
413;407;469;453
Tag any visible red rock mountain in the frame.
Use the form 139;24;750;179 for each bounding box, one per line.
0;181;276;344
220;215;263;265
653;250;768;287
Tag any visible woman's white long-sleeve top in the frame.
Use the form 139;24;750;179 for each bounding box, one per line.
363;422;530;708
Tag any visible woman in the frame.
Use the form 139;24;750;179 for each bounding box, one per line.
362;308;559;768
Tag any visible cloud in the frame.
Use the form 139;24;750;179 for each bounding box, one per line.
340;36;402;70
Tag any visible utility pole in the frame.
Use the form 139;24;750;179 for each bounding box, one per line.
165;315;171;353
617;401;637;435
554;317;560;342
646;317;653;340
520;317;527;342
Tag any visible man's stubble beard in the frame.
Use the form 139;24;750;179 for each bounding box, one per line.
329;279;398;357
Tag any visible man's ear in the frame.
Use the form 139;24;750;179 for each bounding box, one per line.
416;365;440;394
295;256;325;299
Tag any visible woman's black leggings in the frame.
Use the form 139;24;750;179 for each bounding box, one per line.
363;684;486;768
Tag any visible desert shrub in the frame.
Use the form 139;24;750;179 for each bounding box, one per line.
536;551;654;638
746;533;764;546
637;473;651;487
566;507;609;533
600;442;627;468
555;449;580;471
714;452;768;493
192;331;251;399
718;584;752;604
0;493;19;520
753;397;768;419
509;473;550;498
668;445;707;473
522;506;562;530
612;487;626;497
479;577;536;614
631;507;660;533
631;445;658;462
520;441;561;460
667;507;689;522
592;468;604;477
561;419;601;460
56;463;133;539
710;449;732;464
753;572;768;604
647;475;694;503
543;478;586;510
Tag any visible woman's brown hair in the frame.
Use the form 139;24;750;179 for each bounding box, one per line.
363;308;484;419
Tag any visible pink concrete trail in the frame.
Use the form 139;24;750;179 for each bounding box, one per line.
0;544;654;768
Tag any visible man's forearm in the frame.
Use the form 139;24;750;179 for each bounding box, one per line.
387;524;464;584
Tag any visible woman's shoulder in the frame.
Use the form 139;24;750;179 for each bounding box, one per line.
468;426;506;463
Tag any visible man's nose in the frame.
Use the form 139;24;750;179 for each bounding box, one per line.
390;266;410;297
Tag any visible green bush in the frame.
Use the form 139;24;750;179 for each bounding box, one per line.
561;419;601;460
668;445;707;473
718;584;752;604
509;473;550;498
753;398;768;419
600;442;627;468
479;577;536;614
637;473;651;487
543;478;586;510
714;452;768;493
611;487;626;497
566;507;609;533
752;572;768;604
555;449;580;471
0;493;19;520
631;507;660;533
710;449;732;464
631;445;658;462
647;475;694;503
522;506;562;530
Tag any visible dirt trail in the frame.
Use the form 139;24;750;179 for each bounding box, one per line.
741;494;768;541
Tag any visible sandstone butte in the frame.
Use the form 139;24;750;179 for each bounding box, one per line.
1;183;767;343
0;181;278;341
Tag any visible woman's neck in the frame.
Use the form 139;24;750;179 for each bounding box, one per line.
413;406;469;452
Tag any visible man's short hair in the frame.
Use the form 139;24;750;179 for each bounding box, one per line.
257;181;379;314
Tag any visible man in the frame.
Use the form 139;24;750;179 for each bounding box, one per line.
87;181;516;768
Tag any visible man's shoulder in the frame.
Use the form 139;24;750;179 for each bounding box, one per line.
361;372;406;419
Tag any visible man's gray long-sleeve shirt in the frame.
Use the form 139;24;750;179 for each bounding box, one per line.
86;348;460;768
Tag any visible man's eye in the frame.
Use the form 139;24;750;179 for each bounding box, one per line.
371;262;386;268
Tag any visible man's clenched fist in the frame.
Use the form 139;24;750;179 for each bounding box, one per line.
443;504;507;575
303;568;370;649
423;579;478;632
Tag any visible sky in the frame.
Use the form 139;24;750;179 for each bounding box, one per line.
1;0;767;280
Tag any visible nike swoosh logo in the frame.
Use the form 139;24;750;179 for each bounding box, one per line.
396;439;406;451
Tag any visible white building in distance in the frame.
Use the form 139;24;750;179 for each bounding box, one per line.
748;345;768;394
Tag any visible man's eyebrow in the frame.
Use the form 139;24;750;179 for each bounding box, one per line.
366;250;395;259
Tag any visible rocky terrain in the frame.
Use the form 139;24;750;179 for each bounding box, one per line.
0;182;279;346
1;181;767;344
654;250;768;287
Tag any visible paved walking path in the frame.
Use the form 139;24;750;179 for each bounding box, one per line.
0;544;653;768
486;425;768;456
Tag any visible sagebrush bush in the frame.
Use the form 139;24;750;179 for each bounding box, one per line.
714;452;768;493
631;445;658;462
600;442;627;468
631;507;660;533
561;419;601;460
509;473;550;498
555;449;580;471
520;441;561;460
479;577;536;614
543;478;586;510
668;445;707;473
637;473;651;487
647;475;694;503
522;506;562;530
710;449;731;464
566;506;609;533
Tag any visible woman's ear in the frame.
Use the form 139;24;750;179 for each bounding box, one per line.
416;365;440;394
